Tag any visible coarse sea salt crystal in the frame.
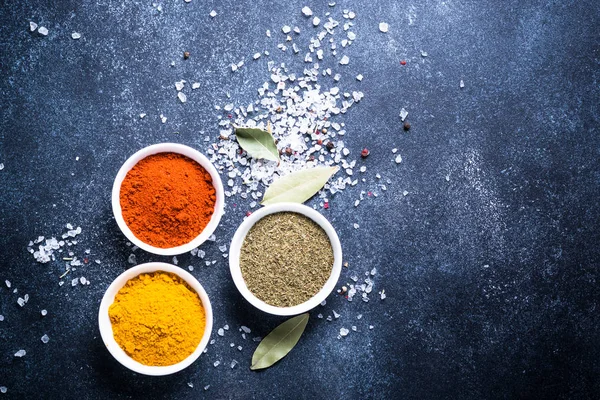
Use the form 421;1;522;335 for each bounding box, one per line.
399;108;408;121
192;82;200;89
217;328;224;336
353;223;359;229
241;326;251;333
282;25;291;34
395;155;402;164
313;16;321;26
302;6;313;17
38;26;49;36
5;280;10;288
253;52;261;60
356;74;363;81
41;309;47;316
0;387;6;393
333;310;340;319
460;79;465;88
379;22;389;33
213;360;220;367
14;349;26;357
339;328;349;337
209;10;217;18
178;92;187;103
175;80;185;91
71;32;81;39
139;113;146;119
41;334;50;343
160;114;167;123
0;315;4;321
339;55;349;65
30;21;38;31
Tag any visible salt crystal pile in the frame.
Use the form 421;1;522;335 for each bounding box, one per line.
208;9;366;203
28;225;82;263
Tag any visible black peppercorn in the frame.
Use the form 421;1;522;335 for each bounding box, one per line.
403;122;411;131
183;51;190;60
326;141;335;150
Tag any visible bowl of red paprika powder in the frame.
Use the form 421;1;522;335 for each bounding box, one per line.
112;143;224;256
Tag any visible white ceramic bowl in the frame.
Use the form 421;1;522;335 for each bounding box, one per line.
229;203;342;316
112;143;224;256
98;262;213;376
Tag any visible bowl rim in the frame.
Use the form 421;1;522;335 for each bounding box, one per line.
98;262;213;376
111;143;224;256
228;202;342;316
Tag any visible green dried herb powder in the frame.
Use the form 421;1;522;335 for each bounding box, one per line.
240;212;334;307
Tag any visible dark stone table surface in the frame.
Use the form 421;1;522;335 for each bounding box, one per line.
1;1;598;399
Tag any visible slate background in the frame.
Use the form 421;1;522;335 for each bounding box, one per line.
1;0;599;399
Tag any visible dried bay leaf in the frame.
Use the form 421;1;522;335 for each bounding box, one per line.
234;126;280;162
261;167;339;205
250;313;309;370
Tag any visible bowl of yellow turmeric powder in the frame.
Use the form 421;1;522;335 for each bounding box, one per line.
112;143;225;256
99;262;213;375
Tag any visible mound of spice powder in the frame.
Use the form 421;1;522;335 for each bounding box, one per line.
109;271;206;366
240;212;334;307
120;152;216;248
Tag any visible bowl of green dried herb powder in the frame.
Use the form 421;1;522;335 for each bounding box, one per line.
229;203;342;316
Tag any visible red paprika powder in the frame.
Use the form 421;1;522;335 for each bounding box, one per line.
119;152;216;248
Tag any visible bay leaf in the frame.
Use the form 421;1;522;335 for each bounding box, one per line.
235;126;280;162
250;313;309;370
261;167;339;205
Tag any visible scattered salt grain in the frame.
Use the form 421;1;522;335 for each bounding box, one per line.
353;223;359;229
187;383;193;388
237;345;243;351
5;280;10;288
230;360;238;369
241;326;251;334
369;325;374;330
172;256;178;265
371;268;377;276
395;155;402;164
253;52;261;60
213;360;220;367
14;350;26;357
312;16;321;26
357;314;363;320
217;328;224;336
175;80;185;91
71;278;78;287
209;10;217;18
403;190;409;196
379;22;389;33
380;289;386;300
356;74;363;81
17;297;25;307
71;32;81;40
38;26;49;36
29;21;38;31
339;55;349;65
41;334;50;344
421;50;428;57
351;326;357;332
160;114;167;123
128;254;136;265
339;328;349;337
41;309;47;316
317;313;323;319
188;266;193;271
0;315;4;321
301;6;313;17
204;385;210;391
139;113;146;119
333;310;340;319
282;25;291;34
192;82;200;89
399;108;408;121
460;79;465;88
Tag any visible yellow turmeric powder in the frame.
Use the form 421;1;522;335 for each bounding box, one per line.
108;271;206;366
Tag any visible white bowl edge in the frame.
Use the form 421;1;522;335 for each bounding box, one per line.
111;143;225;256
228;203;343;316
98;262;213;376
